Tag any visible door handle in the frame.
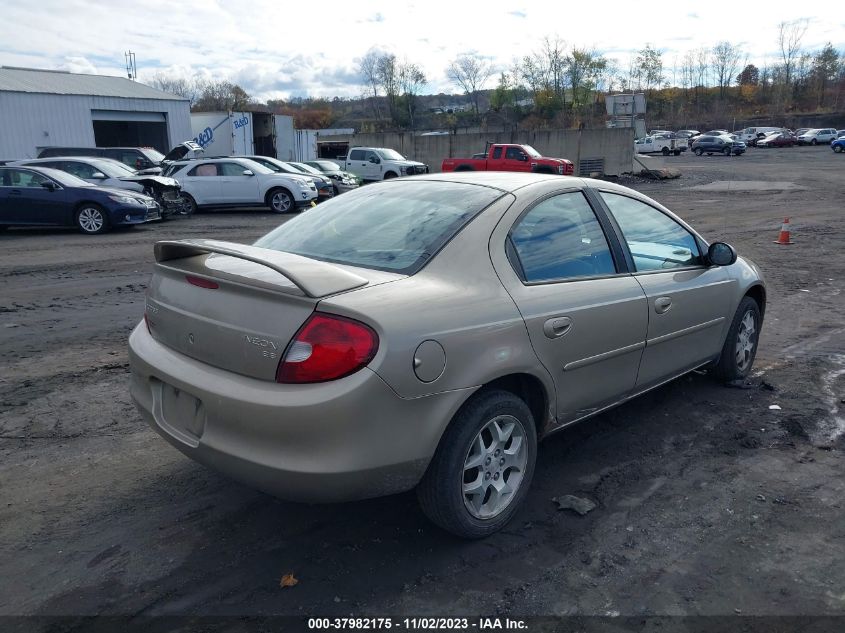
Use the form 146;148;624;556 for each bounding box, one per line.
543;316;572;339
10;189;22;196
654;296;672;314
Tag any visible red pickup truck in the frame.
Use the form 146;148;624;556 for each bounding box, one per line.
441;144;574;175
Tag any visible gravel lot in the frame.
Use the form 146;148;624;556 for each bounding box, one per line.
1;146;844;621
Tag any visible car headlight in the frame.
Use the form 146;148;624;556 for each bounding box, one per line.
109;194;142;205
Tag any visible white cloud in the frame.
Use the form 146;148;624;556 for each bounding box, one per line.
0;0;842;100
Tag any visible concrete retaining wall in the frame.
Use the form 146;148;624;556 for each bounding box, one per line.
318;127;635;176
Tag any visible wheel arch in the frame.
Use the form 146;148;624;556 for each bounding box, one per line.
744;283;767;319
448;372;552;441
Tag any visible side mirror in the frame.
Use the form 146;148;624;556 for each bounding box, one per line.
41;181;57;191
369;156;380;164
92;172;107;179
242;169;254;176
519;154;528;161
707;242;737;267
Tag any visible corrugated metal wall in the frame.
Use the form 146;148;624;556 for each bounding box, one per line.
0;92;192;159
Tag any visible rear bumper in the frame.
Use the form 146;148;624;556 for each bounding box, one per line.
128;323;472;502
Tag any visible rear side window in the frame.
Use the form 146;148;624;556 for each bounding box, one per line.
599;192;702;271
349;149;365;161
509;192;616;283
492;147;502;159
255;181;503;274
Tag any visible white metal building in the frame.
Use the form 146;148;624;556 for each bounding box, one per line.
0;66;192;160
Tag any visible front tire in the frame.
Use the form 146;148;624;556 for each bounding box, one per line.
694;148;704;156
662;147;670;156
713;296;761;382
383;172;398;179
180;193;197;216
811;139;818;146
267;188;294;213
417;390;537;539
75;204;110;234
723;147;732;156
834;145;843;153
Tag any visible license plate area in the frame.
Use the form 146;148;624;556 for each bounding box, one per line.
150;378;206;447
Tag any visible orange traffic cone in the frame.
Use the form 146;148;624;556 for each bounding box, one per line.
774;217;793;245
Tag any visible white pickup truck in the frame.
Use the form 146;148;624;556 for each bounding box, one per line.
344;147;429;181
634;134;687;156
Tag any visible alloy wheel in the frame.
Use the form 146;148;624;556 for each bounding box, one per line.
462;415;528;519
78;207;105;233
271;190;292;213
735;310;757;372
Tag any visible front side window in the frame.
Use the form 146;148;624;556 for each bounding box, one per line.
599;192;702;271
509;192;617;283
505;147;525;160
219;162;248;176
0;168;50;188
62;162;97;179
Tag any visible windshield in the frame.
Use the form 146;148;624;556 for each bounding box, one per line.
254;181;504;274
237;160;274;175
312;160;341;171
291;162;322;175
141;148;165;162
521;145;541;158
376;149;407;161
89;159;137;177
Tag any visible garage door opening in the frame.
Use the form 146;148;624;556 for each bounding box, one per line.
93;120;169;153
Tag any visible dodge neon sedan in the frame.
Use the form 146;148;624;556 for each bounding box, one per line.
129;173;765;538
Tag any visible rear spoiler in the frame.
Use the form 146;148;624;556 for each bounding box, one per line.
154;239;368;298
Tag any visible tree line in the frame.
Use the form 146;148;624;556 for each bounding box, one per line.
148;20;844;132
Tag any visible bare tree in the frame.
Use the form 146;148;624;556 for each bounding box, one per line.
193;80;251;112
376;54;399;124
358;49;382;120
447;54;493;115
398;62;426;128
712;42;742;100
148;73;203;107
778;19;808;87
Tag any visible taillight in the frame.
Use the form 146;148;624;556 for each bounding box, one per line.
276;313;379;384
186;275;219;289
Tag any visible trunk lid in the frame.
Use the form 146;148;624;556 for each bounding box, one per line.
146;239;400;381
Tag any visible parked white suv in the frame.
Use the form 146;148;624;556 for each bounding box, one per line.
162;158;317;213
344;147;429;182
796;128;838;146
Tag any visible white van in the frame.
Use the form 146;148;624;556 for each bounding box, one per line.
736;127;783;143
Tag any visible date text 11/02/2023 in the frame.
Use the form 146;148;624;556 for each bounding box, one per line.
307;617;528;630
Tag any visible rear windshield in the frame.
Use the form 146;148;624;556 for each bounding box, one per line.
254;181;504;274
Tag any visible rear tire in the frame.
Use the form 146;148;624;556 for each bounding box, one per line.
417;390;537;539
267;188;294;213
75;204;110;234
674;150;681;156
713;296;761;382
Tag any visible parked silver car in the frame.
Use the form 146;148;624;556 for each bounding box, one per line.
129;173;765;538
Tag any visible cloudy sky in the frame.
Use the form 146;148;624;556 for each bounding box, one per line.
0;0;842;101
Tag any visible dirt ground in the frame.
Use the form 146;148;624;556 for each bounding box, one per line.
1;147;844;624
